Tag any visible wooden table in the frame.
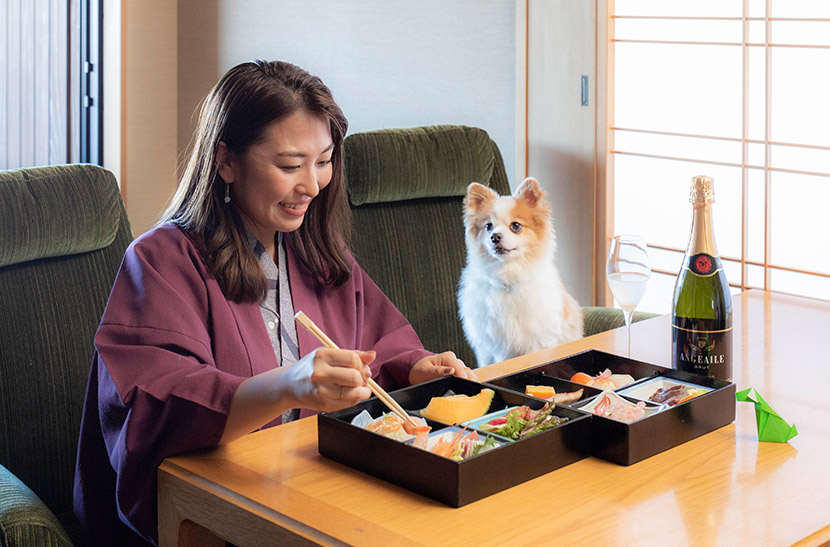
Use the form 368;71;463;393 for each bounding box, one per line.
158;290;830;546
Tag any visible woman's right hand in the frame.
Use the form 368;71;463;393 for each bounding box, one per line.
220;347;374;443
281;347;375;412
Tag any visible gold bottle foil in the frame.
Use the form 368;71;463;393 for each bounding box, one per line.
687;175;717;257
689;175;715;206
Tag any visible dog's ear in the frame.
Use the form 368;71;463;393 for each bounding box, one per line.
464;182;498;213
515;177;546;208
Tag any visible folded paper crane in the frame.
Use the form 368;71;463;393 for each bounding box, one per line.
736;387;798;443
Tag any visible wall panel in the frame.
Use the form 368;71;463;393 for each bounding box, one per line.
526;0;597;305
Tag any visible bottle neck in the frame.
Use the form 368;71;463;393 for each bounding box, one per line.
688;202;719;257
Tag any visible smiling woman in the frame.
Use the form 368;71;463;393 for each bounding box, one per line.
215;110;335;253
72;59;476;547
162;60;353;301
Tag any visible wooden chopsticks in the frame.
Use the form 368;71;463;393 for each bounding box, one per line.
293;311;418;428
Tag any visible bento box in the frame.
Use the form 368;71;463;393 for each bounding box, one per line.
317;375;592;507
484;349;736;465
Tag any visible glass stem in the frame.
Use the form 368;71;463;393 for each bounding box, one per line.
623;309;633;357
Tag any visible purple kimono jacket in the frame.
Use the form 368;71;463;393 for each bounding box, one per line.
73;223;431;546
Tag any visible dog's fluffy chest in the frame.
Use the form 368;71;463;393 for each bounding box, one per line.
458;258;571;363
461;260;564;322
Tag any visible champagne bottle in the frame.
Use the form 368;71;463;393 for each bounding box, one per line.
671;175;733;380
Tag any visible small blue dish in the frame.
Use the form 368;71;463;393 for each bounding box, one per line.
461;407;521;442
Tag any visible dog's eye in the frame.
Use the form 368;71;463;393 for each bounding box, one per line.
510;222;522;233
484;222;493;232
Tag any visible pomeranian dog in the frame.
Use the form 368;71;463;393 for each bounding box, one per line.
457;177;583;367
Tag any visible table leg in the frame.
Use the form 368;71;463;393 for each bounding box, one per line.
158;469;226;547
159;464;329;547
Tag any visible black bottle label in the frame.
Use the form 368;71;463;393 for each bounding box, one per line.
672;316;733;380
687;253;721;276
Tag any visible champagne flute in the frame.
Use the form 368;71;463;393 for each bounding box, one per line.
606;235;651;357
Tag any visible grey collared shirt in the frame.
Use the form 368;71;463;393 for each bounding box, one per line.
247;230;301;422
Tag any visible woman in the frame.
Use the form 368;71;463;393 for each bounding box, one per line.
73;60;474;546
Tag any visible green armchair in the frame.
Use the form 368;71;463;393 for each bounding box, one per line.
343;125;656;368
0;164;132;546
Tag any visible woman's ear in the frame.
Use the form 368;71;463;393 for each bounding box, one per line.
215;142;235;183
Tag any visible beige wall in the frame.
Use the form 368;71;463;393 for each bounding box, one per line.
175;0;517;182
176;0;220;161
121;0;179;236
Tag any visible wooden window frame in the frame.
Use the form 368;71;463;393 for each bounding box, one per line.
598;0;830;306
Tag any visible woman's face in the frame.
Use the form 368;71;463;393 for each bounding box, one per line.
217;109;334;251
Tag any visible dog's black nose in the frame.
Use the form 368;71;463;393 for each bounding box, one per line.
490;233;501;244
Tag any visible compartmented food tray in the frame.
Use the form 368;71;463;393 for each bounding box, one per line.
317;375;592;507
485;349;736;465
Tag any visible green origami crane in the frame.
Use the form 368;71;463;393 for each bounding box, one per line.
736;387;798;443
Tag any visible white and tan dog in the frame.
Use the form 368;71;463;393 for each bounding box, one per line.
457;177;583;367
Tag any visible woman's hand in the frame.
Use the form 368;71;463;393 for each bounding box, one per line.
220;347;374;443
283;347;375;411
408;351;478;385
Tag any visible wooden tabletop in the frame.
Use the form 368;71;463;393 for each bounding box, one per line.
158;290;830;547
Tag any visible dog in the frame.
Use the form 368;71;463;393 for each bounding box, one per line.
457;177;583;367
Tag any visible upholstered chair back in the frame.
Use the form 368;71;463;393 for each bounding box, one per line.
0;164;132;545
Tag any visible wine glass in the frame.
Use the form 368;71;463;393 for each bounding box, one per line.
606;235;651;357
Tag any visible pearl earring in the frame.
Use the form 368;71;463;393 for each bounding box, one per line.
224;183;231;204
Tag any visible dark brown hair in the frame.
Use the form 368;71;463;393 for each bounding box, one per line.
160;60;351;301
